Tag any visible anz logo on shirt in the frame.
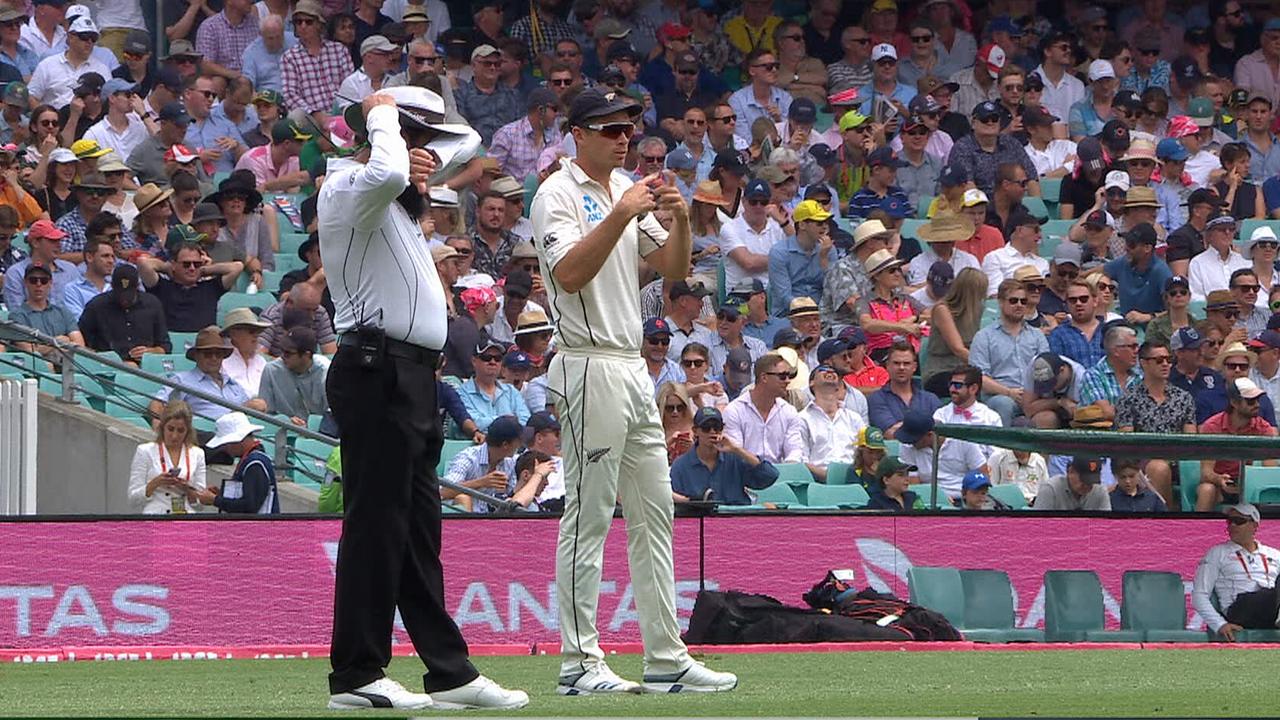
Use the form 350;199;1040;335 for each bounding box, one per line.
582;195;604;224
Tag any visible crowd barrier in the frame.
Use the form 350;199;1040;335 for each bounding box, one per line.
0;514;1270;651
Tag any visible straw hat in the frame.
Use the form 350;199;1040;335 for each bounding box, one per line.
1069;404;1112;429
692;180;730;207
1219;341;1257;367
917;213;974;243
787;297;820;318
133;183;174;214
514;309;554;335
185;325;234;361
863;248;905;276
1124;186;1160;209
220;307;271;333
1119;138;1157;163
852;219;893;249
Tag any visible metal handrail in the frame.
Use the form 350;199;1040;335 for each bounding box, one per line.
0;320;515;510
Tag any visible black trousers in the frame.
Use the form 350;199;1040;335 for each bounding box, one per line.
1225;587;1280;629
326;347;479;694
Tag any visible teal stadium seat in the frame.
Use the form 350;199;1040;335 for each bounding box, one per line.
752;482;799;506
915;196;933;218
907;566;966;628
1240;219;1280;244
1242;466;1280;505
805;483;869;508
1120;570;1208;642
909;483;941;508
1178;459;1202;511
140;353;195;376
1021;196;1049;221
825;461;853;485
1043;570;1143;642
901;218;925;240
217;293;270;324
959;569;1045;642
989;483;1028;509
436;438;472;477
1039;177;1062;204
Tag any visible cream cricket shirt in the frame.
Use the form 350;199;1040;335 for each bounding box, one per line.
530;158;670;354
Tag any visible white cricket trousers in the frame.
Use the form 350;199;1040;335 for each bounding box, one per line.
546;350;691;678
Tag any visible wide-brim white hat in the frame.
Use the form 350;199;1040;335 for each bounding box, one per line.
207;412;264;448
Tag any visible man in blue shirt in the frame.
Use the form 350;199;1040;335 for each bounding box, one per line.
670;407;779;505
731;279;789;346
767;199;831;313
728;48;793;143
148;325;267;426
456;340;532;430
1104;223;1173;322
856;42;916;119
846;146;912;219
441;415;525;513
867;342;941;438
240;14;296;93
182;75;247;176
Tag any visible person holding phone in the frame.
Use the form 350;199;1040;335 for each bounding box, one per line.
127;399;207;514
1197;378;1279;510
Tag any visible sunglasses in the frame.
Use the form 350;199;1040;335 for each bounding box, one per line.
1225;362;1251;371
1233;284;1261;293
746;198;769;206
663;404;686;414
1067;295;1091;304
1142;354;1173;365
766;370;798;380
550;78;573;86
714;114;737;123
586;121;635;139
80;187;112;197
1056;268;1078;278
1229;515;1252;525
25;276;50;285
753;62;780;70
193;89;217;99
677;69;698;76
948;381;972;389
641;154;665;163
39;119;58;127
1002;84;1024;91
1167;288;1189;297
682;358;705;368
179;260;204;268
699;422;725;432
1005;296;1029;305
476;354;503;363
646;336;671;346
450;247;472;255
72;33;98;41
1255;241;1280;250
410;55;438;64
911;35;934;43
716;311;738;321
685;118;706;126
294;16;317;25
1096;282;1117;291
1215;309;1241;319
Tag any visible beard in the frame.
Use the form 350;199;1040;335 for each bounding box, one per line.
397;182;427;221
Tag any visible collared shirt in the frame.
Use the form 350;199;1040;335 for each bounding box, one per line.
900;436;986;498
1115;380;1196;432
670;445;779;505
454;80;522;146
988;447;1049;502
648;358;686;392
9;300;77;337
1104;255;1174;314
56;207;139;255
442;443;519;514
234;144;300;189
507;9;576;59
933;399;1002;438
1033;66;1085;125
0;244;27;278
1048;319;1105;368
490;116;563;184
1080;357;1144;407
1192;539;1280;632
1243;305;1269;340
78;291;170;358
195;9;261;74
707;333;768;380
470;229;519;279
894;152;942;209
867;379;941;434
211;102;259;137
185;115;247;176
241;34;294;93
154;368;251;420
257;357;327;419
1025;139;1078;178
1034;473;1111;511
1242;132;1280;183
1251;366;1280;412
19;18;64;58
0;43;40;79
798;400;865;466
1109;486;1167;512
256;300;336;355
82;113;150;166
27;51;111;108
60;275;110;319
281;40;354;113
741;314;790;347
720;213;785;290
1120;61;1171;95
945;133;1037;197
971;321;1050;389
1156;181;1193;231
827;60;872;94
663;315;717;364
950;66;1000;118
854;81;917;120
728;84;793;143
223;350;267;397
336;69;391;110
905;246;979;287
766;235;825;313
2;256;79;309
1188;248;1251;302
847;184;912;219
1234;50;1280;109
148;276;226;333
722;393;805;464
981;243;1049;296
456;378;532;431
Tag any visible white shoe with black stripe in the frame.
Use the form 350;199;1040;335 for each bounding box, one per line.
429;675;529;710
642;661;738;693
327;677;434;710
557;662;644;695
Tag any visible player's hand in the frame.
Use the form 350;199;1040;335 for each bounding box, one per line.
653;174;687;216
618;174;660;219
1219;623;1243;642
363;92;397;117
408;147;437;195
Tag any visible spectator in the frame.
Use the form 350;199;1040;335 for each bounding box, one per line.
511;309;554;368
128;399;208;514
469;191;518;279
137;240;242;333
1145;275;1198;350
1031;30;1083;124
863;456;924;511
1212;143;1265;221
194;412;279;513
1196;341;1278;426
1048;280;1105;367
81;78;147;164
844;425;886;490
818;333;877;416
0;206;25;290
1038;241;1081;320
1230;268;1269;339
27;15;109;108
56;172;131;258
661;279;715;361
970;278;1050;426
722;352;805;464
257;281;338;356
1058;139;1108;220
956;470;1013;510
488;88;560;185
847;147;912;220
336;35;400;107
921;266;985;396
1191;503;1280;642
1204;289;1248;348
946;100;1039;198
280;0;354;115
707;303;767;376
728;48;792;143
767;200;831;313
521;411;564;510
1104;223;1173;322
207;177;276;284
1170;325;1223;400
858;249;926;363
680;342;728;410
1234;20;1280;108
32;147;78;222
498;349;537;415
774;21;825;105
501;449;554;512
1080;323;1143;421
2;219;78;310
799;364;866;483
486;269;536;345
910;261;952;310
1247;228;1279;304
934;364;1002;437
455;339;531;431
671;406;779;505
443;284;496;379
1250;330;1280;409
234;117;312;193
907;213;979;288
1034;455;1111;510
149;324;266;427
821;219;892;328
456;44;521;146
257;326;327;425
78;264;170;363
1115;339;1196;500
897;19;941;89
723;279;784;348
895;114;943;210
988;445;1049;504
719;346;754;402
220;307;270;397
867;341;941;438
657;381;695;464
719;180;784;292
128;183;176;259
981;207;1049;295
1024;106;1074;178
1069;60;1120;140
1198;378;1279;510
127;102;193;188
896;409;986;499
1021;350;1085;429
786;298;823;367
1109;457;1168;512
827;26;873;94
7;262;83;360
987;162;1033;233
241;15;294;94
639;317;685;391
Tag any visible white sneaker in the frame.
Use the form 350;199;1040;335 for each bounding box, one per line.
327;677;434;710
642;661;738;693
429;675;529;710
557;662;644;695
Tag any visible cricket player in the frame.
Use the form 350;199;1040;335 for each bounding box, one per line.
530;88;738;695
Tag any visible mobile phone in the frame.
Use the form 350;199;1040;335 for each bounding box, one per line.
168;467;181;476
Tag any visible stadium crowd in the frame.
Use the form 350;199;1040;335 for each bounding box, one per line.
2;0;1280;513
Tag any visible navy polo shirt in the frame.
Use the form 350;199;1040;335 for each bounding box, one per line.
1109;487;1168;512
148;277;227;332
1103;255;1173;315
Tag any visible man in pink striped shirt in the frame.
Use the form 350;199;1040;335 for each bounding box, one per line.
234;118;312;192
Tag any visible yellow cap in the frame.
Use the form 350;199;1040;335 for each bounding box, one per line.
793;199;833;224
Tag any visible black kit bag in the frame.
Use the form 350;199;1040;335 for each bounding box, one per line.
683;590;911;644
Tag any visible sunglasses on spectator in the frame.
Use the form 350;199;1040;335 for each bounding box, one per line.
713;114;737;124
25;276;50;285
911;34;934;43
766;370;798;380
700;422;725;432
1067;294;1091;304
1005;296;1029;305
39;119;58;127
746;198;770;206
450;247;472;256
947;381;973;389
681;358;705;368
1225;361;1251;371
1002;83;1023;91
1215;309;1241;319
1233;283;1261;293
1142;354;1172;364
678;69;698;76
1229;515;1252;525
753;62;780;70
1056;267;1078;278
410;55;439;64
80;187;112;197
1167;288;1189;297
686;117;706;126
476;354;503;363
179;260;204;268
294;16;317;25
550;78;573;86
663;403;685;413
1096;282;1116;292
72;32;98;41
641;154;665;163
646;336;670;346
1255;241;1280;250
586;121;635;139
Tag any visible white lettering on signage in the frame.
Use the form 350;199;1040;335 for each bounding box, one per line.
0;585;170;638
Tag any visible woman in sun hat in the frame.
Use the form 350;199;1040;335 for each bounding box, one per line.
859;247;928;362
690;180;732;279
130;183;175;257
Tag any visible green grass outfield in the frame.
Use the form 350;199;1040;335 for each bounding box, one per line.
2;649;1279;717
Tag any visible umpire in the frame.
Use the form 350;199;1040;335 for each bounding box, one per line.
320;87;527;712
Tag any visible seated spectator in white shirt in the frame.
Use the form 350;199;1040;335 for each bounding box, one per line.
1192;503;1280;642
1188;215;1250;302
524;411;565;512
1033;455;1111;510
933;364;1004;451
799;364;867;483
220;307;270;396
980;208;1050;296
440;415;524;513
1023;106;1076;178
722;352;806;464
720;179;786;290
896;409;987;499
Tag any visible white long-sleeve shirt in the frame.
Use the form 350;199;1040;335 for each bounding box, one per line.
722;393;806;464
798;400;865;467
1192;539;1280;632
1187;248;1250;302
128;442;208;514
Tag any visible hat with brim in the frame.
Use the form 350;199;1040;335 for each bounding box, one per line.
185;325;235;361
430;244;459;263
566;88;642;128
220;307;272;333
133;183;174;214
1069;407;1111;429
73;172;111;190
787;297;821;318
204;178;264;213
1219;342;1257;367
0;5;28;22
692;180;730;207
207;412;264;448
853;219;892;249
96;151;129;173
863;248;905;276
917;213;974;243
342;86;471;140
190;202;224;226
514;309;554;336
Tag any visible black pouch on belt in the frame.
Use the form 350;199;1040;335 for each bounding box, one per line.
354;325;386;369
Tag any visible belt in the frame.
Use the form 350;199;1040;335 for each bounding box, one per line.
338;333;441;365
